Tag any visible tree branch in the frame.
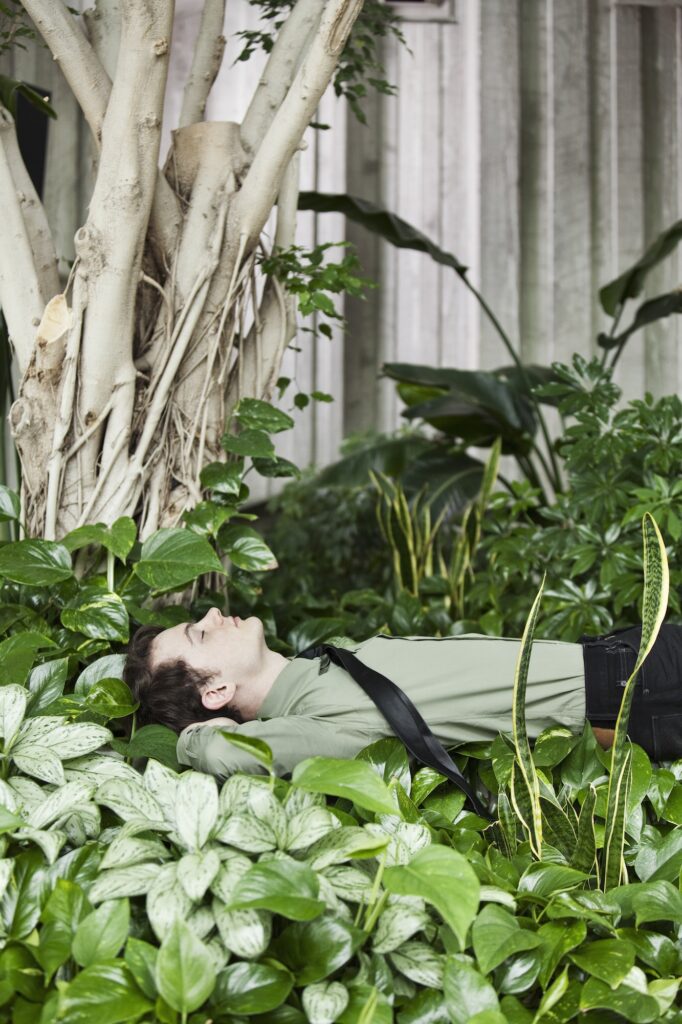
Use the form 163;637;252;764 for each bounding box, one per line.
20;0;110;144
240;0;326;155
235;0;363;246
0;108;50;373
179;0;226;128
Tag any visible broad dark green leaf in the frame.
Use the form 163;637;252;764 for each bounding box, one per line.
222;429;275;458
0;75;57;118
0;485;20;522
0;632;53;687
356;737;412;795
124;938;158;1001
471;905;541;975
235;397;295;434
396;988;449;1024
580;976;660;1023
57;960;153;1024
570;938;635;988
62;519;136;560
442;956;500;1024
316;434;436;488
383;847;480;947
273;914;364;985
217;729;274;770
1;850;51;939
218;525;278;571
36;919;72;980
135;528;224;590
212;961;293;1015
286;617;352;653
298;192;467;275
27;658;68;714
598;290;682;351
200;461;244;497
252;456;301;478
0;539;73;585
532;728;579;767
155;919;216;1013
72;899;130;967
517;862;588;900
123;724;180;770
599;218;682;315
634;828;682;883
83;678;137;719
75;654;127;695
292;757;397;815
229;861;324;920
62;586;129;642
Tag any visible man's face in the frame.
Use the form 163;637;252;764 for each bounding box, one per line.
150;607;267;684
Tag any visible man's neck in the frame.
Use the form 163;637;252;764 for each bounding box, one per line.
237;650;289;720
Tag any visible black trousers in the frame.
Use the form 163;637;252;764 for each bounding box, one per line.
581;624;682;761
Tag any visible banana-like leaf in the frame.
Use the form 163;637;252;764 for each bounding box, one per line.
511;578;546;858
599;218;682;315
597;290;682;351
571;785;597;876
602;514;669;891
298;192;468;276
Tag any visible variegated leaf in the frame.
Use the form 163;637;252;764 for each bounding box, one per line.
187;905;215;939
27;779;95;830
63;806;102;847
12;745;65;785
321;865;375;903
210;852;253;903
215;813;277;853
212;903;271;959
0;859;12;900
15;721;111;759
65;754;140;785
389;941;445;989
95;778;165;824
367;821;431;866
12;827;66;864
177;849;221;901
0;780;18;812
247;787;287;848
306;827;390;870
89;862;163;902
219;774;271;818
204;937;230;974
0;685;27;748
285;806;338;852
143;759;179;824
316;874;351;918
15;715;66;746
7;776;44;812
100;834;169;871
373;898;431;953
147;864;193;941
302;982;349;1024
284;787;326;817
174;771;219;850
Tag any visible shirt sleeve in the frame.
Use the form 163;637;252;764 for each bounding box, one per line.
176;716;374;780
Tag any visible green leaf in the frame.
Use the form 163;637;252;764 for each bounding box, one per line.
471;905;542;975
442;956;500;1024
62;519;136;560
84;678;137;720
383;847;480;948
0;485;20;522
211;961;294;1015
517;862;588;901
27;658;68;713
0;539;73;585
222;429;275;458
219;525;278;571
0;632;54;687
273;913;364;985
299;192;467;276
570;938;635;989
62;586;129;642
200;461;244;497
235;397;295;434
229;860;325;920
599;217;682;315
58;960;153;1024
174;770;219;851
634;827;682;883
580;974;660;1023
75;654;127;695
124;938;158;1001
356;737;412;795
135;528;224;591
252;456;301;478
292;757;397;815
117;725;178;772
155;919;216;1014
603;514;669;890
72;899;130;967
598;290;682;351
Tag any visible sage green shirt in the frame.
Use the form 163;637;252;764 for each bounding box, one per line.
176;634;586;779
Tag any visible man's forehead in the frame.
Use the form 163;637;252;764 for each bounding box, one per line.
151;622;188;665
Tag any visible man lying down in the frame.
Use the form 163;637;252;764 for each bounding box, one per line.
124;607;682;785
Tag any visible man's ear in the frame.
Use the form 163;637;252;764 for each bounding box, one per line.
201;680;237;711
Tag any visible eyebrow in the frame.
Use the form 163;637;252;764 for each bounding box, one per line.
184;623;194;646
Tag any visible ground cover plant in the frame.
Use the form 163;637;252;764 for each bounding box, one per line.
0;458;680;1022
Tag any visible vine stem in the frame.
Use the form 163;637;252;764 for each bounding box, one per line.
363;850;388;933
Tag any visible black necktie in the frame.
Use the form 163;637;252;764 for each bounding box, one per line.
296;643;491;820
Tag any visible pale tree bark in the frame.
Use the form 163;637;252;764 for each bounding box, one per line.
0;0;363;539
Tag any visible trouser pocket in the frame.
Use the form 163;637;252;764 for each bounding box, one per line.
652;713;682;762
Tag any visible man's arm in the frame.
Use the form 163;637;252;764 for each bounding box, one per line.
177;715;374;779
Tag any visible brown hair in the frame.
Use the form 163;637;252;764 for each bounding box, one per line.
123;624;241;735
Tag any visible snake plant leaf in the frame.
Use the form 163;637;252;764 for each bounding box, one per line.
570;785;598;876
603;514;669;890
510;576;546;857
